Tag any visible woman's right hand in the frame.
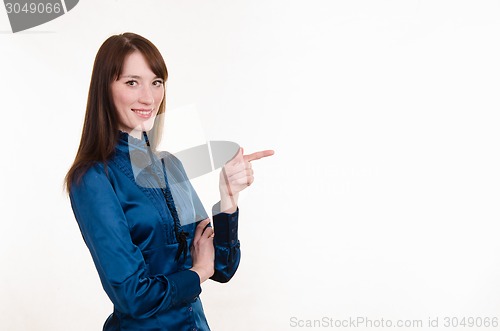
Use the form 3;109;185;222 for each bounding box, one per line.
190;218;215;283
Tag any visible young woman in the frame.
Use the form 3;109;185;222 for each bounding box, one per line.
65;32;273;330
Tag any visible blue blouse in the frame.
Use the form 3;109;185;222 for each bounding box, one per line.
69;132;241;331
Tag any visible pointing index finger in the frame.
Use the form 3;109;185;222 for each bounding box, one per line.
244;150;275;162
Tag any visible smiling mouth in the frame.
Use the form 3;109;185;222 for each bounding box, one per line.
132;109;154;118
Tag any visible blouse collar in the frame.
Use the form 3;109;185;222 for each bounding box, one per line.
117;130;148;153
116;130;155;175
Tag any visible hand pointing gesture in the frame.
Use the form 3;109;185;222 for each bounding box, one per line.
219;147;274;213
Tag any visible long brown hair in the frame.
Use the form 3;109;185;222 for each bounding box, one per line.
65;32;168;191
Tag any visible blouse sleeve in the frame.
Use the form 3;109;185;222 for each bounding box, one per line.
210;202;241;283
69;164;201;319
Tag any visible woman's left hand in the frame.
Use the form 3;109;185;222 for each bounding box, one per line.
219;147;274;213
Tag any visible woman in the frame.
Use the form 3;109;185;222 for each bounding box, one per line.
65;32;273;330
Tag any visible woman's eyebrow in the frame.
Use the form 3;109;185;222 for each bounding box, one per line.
119;74;162;80
120;74;141;79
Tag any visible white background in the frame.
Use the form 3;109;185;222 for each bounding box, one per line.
1;1;500;330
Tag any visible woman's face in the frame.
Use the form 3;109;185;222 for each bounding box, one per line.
111;51;165;136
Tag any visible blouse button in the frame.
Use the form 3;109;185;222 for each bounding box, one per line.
188;306;193;312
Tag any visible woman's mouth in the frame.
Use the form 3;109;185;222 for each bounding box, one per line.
132;109;153;118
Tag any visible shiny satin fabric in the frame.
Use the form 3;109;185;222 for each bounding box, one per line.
69;131;241;330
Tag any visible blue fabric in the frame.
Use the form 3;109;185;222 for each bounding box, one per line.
69;132;241;330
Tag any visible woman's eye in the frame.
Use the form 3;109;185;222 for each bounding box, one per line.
153;80;164;87
126;80;138;86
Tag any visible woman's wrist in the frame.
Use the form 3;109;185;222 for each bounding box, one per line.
219;191;238;214
190;266;212;283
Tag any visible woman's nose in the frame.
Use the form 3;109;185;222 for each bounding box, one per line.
139;86;154;105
